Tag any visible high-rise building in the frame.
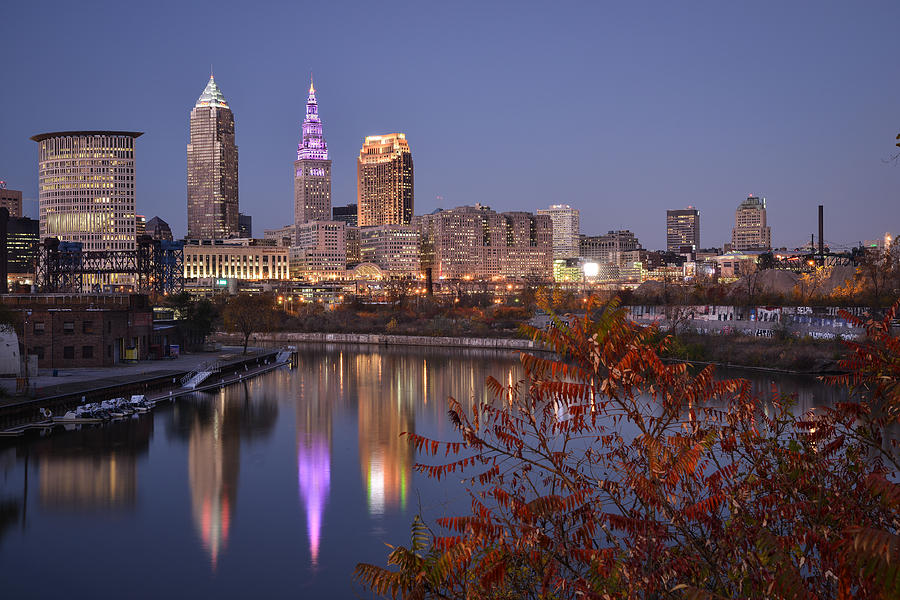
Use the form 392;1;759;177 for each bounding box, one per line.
290;221;346;279
537;204;580;258
579;230;643;263
332;204;358;227
146;216;174;241
7;216;39;276
418;205;553;280
666;207;700;252
731;195;771;251
135;215;146;239
357;134;413;227
345;226;361;266
294;80;332;235
32;131;141;251
187;75;239;240
0;182;23;218
360;225;420;277
238;212;252;238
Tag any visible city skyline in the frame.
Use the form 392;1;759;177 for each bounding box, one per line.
2;2;899;250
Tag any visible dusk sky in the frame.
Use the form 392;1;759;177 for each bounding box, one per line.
2;0;898;250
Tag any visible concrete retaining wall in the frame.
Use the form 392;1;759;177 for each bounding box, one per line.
215;332;540;351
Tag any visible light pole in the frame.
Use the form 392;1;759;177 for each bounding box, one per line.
22;309;31;389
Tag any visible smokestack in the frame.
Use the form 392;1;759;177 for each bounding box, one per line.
818;205;824;256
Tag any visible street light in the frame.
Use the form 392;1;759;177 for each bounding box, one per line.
23;310;31;386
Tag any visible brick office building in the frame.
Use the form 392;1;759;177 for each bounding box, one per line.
1;294;153;369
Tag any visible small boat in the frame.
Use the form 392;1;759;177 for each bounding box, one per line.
129;395;152;413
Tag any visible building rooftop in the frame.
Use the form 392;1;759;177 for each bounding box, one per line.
195;75;229;109
30;131;143;142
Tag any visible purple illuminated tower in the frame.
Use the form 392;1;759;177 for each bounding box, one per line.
293;78;332;239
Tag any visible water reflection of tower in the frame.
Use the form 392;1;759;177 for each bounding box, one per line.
174;383;277;570
188;394;241;570
294;352;335;567
355;351;415;515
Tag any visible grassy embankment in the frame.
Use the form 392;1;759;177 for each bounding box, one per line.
661;330;847;373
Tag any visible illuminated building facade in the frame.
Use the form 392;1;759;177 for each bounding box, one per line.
537;204;580;258
7;217;39;277
579;230;643;263
731;195;771;251
135;214;146;239
359;225;420;277
666;207;700;252
187;75;239;240
345;226;361;266
294;80;332;234
417;205;552;280
184;239;290;281
357;134;413;227
290;221;346;279
579;230;644;282
0;183;22;217
32;131;141;251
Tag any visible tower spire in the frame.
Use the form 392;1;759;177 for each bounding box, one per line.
297;78;325;160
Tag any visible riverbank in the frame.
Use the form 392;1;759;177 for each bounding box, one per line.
662;331;847;373
213;331;542;351
215;330;849;374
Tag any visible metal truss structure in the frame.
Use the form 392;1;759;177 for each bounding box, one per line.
763;252;856;274
35;236;184;294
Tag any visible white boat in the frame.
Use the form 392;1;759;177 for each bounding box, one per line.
129;395;152;412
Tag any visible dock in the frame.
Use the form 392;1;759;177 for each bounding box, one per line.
0;348;294;433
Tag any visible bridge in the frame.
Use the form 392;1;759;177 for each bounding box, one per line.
34;235;184;294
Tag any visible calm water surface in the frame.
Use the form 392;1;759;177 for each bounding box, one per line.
0;345;845;599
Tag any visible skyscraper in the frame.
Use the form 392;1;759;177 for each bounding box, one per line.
731;195;771;251
537;204;580;258
187;75;239;240
0;182;22;218
32;131;141;251
357;134;413;227
294;79;332;235
666;207;700;252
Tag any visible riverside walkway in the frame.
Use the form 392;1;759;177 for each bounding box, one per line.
0;348;280;430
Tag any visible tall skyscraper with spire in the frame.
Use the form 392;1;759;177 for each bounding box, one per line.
187;74;239;240
293;78;332;238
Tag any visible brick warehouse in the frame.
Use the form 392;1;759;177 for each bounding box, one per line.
1;294;153;369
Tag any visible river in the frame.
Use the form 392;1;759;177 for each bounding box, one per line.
0;344;849;599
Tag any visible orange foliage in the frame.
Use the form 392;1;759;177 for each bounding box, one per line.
356;298;900;599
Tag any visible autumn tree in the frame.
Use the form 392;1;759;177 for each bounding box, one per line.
222;293;277;354
165;291;218;350
855;244;900;306
357;297;900;599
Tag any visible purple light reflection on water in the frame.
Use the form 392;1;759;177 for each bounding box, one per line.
297;434;331;567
